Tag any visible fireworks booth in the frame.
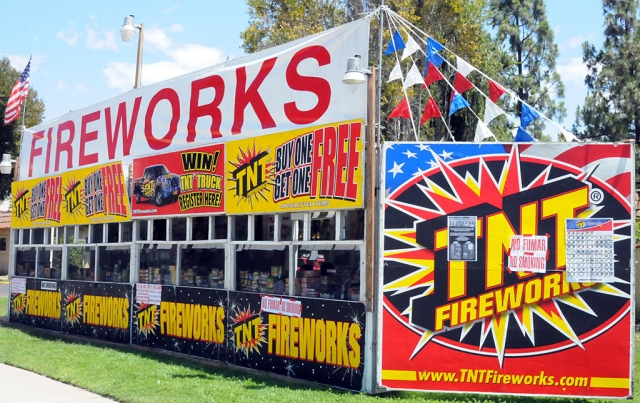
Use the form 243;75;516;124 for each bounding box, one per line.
6;10;635;399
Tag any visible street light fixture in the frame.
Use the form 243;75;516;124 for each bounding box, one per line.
0;154;16;175
341;55;371;85
120;15;144;89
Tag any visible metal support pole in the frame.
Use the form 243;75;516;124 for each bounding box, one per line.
365;67;377;312
134;23;144;89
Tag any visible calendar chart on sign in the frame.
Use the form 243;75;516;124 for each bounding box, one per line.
565;218;615;283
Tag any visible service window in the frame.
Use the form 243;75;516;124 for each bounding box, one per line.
236;246;288;295
107;223;119;243
68;245;97;281
36;247;62;279
192;217;209;241
234;215;248;241
32;228;45;244
15;247;36;277
137;220;149;241
214;216;228;239
138;244;177;285
152;219;167;241
121;222;133;243
171;217;187;241
92;224;104;244
21;229;30;245
295;247;361;300
180;244;225;288
98;245;131;283
344;210;365;240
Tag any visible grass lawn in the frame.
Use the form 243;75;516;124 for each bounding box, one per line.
0;296;636;403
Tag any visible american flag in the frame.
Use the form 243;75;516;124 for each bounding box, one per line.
3;58;31;125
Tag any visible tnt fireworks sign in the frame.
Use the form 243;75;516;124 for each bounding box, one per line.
225;120;364;214
11;175;63;228
131;144;225;217
379;143;634;398
228;291;366;390
9;278;62;332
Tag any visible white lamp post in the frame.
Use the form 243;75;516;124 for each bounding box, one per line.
120;15;144;89
0;154;16;175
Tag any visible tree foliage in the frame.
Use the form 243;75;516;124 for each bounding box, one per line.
241;0;513;142
489;0;565;138
574;0;640;143
0;56;46;199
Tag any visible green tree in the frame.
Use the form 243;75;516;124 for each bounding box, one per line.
489;0;566;138
0;56;46;199
574;0;640;144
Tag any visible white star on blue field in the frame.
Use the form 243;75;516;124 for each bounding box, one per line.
384;143;508;195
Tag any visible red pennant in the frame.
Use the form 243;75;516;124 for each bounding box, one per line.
387;98;412;120
422;62;444;88
450;72;474;100
489;79;506;102
420;97;441;125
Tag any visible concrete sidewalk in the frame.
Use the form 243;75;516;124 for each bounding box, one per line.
0;363;117;402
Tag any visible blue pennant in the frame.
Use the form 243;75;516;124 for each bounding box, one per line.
514;126;535;142
384;31;406;55
427;37;445;67
520;103;540;129
449;93;470;116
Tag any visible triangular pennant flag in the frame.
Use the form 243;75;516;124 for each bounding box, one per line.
456;56;475;77
450;72;474;100
420;97;441;125
449;93;470;116
388;61;402;83
484;99;505;124
514;126;534;142
387;98;411;120
427;37;445;67
403;62;423;89
423;62;444;87
474;120;496;142
561;128;578;142
488;79;506;102
520;103;540;129
384;31;406;55
401;35;420;60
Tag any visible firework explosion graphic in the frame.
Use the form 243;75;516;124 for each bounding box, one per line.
11;186;31;223
63;291;83;325
231;304;267;357
383;145;630;366
228;142;275;208
11;294;26;315
63;178;85;220
135;304;159;338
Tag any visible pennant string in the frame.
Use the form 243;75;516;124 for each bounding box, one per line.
387;14;418;141
384;8;578;141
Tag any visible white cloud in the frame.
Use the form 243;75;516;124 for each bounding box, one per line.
57;80;66;90
86;28;118;51
170;24;185;33
7;54;45;75
103;26;225;92
557;57;588;84
76;83;90;93
57;26;80;45
163;5;179;14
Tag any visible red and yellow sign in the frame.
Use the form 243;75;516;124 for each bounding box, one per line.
381;143;633;399
225;120;364;214
11;161;130;228
131;144;225;217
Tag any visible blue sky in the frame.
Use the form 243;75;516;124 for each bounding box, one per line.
1;1;603;133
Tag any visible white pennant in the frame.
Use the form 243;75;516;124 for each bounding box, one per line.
401;36;420;60
484;99;505;124
388;61;402;83
474;120;496;142
456;56;475;77
403;62;423;89
561;128;578;142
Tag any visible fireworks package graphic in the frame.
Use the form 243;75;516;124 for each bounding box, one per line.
228;291;366;390
380;143;633;398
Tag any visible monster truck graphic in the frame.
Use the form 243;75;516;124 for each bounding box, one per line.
133;164;181;206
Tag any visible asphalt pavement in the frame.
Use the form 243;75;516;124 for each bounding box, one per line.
0;282;8;297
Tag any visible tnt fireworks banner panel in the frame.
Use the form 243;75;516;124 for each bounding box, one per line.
379;143;633;398
60;161;131;225
11;175;63;228
225;120;364;214
132;284;228;361
10;278;62;332
228;291;366;390
131;144;225;218
61;281;132;344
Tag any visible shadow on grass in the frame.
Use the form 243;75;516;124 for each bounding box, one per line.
0;325;605;403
